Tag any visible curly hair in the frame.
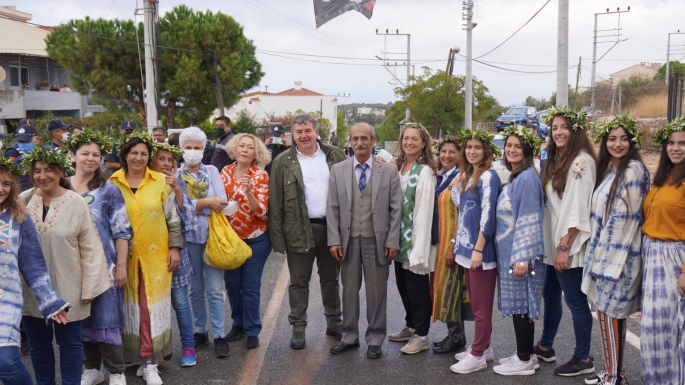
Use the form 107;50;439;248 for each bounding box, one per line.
0;171;26;223
225;133;272;167
394;123;438;174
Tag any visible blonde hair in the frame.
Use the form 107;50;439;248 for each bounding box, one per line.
225;133;272;167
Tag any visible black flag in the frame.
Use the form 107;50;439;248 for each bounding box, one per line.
313;0;376;28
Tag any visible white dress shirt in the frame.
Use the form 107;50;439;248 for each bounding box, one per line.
353;156;373;185
296;143;330;218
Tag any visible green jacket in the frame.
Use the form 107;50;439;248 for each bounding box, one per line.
269;142;346;253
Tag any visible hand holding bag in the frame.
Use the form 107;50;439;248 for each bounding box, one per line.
203;211;252;270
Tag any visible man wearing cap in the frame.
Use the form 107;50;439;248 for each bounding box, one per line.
209;116;235;172
264;125;290;175
46;119;72;151
104;121;136;171
5;124;39;191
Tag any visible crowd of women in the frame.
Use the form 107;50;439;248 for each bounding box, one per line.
0;106;682;385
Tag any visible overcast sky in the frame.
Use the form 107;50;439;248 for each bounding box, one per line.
19;0;685;107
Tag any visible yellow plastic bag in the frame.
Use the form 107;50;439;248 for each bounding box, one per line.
203;211;252;270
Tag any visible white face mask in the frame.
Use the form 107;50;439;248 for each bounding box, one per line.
183;149;203;166
272;136;283;145
61;133;69;143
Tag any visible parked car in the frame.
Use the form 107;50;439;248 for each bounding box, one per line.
492;134;541;183
580;106;602;121
537;109;550;137
496;106;538;131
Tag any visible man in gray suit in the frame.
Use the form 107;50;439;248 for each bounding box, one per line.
326;122;402;359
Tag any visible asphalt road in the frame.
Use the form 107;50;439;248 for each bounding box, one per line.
22;251;644;384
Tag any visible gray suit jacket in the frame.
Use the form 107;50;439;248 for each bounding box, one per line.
326;157;402;265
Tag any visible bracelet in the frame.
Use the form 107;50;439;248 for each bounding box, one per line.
449;239;456;244
473;249;483;253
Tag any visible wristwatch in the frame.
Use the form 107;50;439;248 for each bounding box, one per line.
558;244;568;252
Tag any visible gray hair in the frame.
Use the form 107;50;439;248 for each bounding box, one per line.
292;113;317;129
351;122;375;138
179;126;207;149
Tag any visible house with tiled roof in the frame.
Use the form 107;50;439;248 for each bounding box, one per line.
216;81;338;133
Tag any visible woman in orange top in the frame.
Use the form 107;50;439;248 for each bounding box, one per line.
640;117;685;385
221;133;271;350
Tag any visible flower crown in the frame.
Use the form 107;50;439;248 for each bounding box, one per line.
542;105;589;131
21;146;74;175
62;129;114;155
434;134;460;150
0;157;20;177
153;142;184;160
501;125;545;156
590;113;644;148
457;128;502;157
653;116;685;149
121;131;157;157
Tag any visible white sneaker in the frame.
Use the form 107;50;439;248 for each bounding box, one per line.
109;373;127;385
136;365;144;377
455;345;494;362
400;334;429;354
493;354;536;376
143;364;163;385
450;353;488;374
498;352;540;369
81;368;104;385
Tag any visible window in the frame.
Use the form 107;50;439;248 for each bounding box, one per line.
9;66;29;88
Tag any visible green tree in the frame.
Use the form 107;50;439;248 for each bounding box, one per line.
335;109;350;148
294;109;331;142
45;6;263;129
376;103;406;145
232;109;258;135
654;61;685;82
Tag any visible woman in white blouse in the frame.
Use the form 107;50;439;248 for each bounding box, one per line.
387;123;437;355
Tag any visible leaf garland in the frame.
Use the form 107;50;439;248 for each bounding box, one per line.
501;125;545;156
62;129;114;155
457;128;502;157
653;116;685;149
542;105;589;132
153;142;184;160
590;113;644;149
434;133;460;150
0;157;20;177
120;131;158;157
21;146;74;175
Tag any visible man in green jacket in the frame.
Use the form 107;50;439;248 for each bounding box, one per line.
269;113;346;350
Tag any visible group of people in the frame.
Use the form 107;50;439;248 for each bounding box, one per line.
0;107;682;385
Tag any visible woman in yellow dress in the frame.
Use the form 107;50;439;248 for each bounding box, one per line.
109;132;182;385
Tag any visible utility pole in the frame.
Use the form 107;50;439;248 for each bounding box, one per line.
573;56;582;108
591;6;630;120
337;93;350;125
463;0;474;129
143;0;160;131
666;31;685;86
556;0;569;106
375;29;411;120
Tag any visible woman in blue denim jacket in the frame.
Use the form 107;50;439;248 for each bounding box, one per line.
449;129;502;375
0;159;69;385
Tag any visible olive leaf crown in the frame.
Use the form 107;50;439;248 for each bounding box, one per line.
653;116;685;149
590;113;644;148
62;129;114;155
457;128;502;157
501;125;545;156
121;131;157;157
0;157;20;177
542;105;589;131
434;133;460;149
21;146;74;175
152;142;184;160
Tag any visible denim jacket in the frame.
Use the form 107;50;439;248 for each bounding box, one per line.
0;211;67;347
451;169;501;268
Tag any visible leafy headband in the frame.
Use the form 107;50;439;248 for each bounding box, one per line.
153;142;184;160
434;134;460;150
542;105;589;132
21;146;74;175
458;128;502;157
653;116;685;149
590;113;644;148
121;131;157;157
0;157;20;177
501;125;545;156
62;129;114;155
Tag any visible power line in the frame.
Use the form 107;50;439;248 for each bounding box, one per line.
105;0;117;19
475;0;551;59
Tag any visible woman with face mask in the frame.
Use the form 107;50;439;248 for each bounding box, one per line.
177;127;231;358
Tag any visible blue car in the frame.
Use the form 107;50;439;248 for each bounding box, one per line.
496;106;538;132
537;109;550;137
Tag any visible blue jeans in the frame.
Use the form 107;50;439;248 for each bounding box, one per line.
539;265;593;359
0;346;32;385
22;316;83;385
171;284;194;349
224;231;271;336
187;241;225;339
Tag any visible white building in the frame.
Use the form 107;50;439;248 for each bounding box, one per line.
356;107;372;115
218;81;337;133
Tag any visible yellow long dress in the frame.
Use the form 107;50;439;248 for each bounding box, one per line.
110;168;183;363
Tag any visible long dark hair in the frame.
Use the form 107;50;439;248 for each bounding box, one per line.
541;115;596;197
594;126;646;218
73;140;107;190
653;135;685;187
119;138;153;172
457;139;494;191
503;135;536;182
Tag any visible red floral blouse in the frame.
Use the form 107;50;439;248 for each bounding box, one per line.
220;163;269;239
